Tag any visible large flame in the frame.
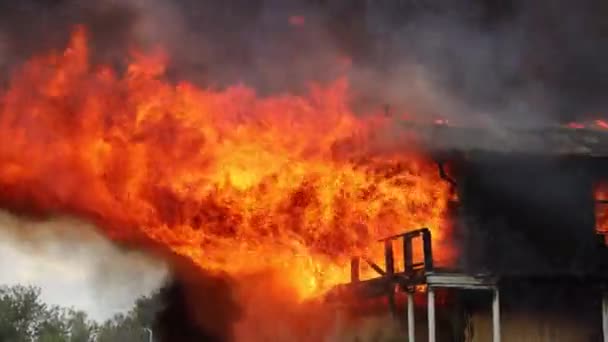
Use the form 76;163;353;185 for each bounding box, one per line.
0;26;453;299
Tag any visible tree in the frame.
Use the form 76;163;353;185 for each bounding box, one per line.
133;292;164;328
66;310;94;342
96;292;163;342
0;285;48;342
0;285;97;342
96;313;147;342
35;306;69;342
0;284;162;342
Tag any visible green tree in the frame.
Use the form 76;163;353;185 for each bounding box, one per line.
66;309;94;342
0;285;95;342
96;313;146;342
0;284;162;342
96;292;162;342
35;306;69;342
132;292;164;328
0;285;48;342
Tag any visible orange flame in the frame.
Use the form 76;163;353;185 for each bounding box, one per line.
595;183;608;238
0;26;453;299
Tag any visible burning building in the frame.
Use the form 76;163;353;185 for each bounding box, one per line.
0;1;607;342
325;124;608;341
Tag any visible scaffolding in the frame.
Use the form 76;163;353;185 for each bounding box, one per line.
326;226;608;341
342;228;501;342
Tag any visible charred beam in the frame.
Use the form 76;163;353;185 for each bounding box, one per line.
351;257;360;282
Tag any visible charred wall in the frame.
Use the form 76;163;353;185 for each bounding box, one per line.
452;152;608;275
465;279;603;341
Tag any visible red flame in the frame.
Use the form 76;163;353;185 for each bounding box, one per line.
596;120;608;129
595;183;608;237
565;119;608;130
567;122;586;129
288;15;306;27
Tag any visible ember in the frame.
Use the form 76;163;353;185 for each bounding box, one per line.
0;26;454;300
566;120;608;130
288;15;306;27
595;182;608;237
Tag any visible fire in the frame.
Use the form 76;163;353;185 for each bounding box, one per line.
0;26;453;299
565;119;608;130
595;182;608;236
288;15;306;27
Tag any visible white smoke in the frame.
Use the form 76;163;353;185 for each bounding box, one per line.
0;211;167;321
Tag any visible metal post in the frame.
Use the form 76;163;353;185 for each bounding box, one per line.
421;229;434;272
408;291;416;342
492;288;501;342
428;287;436;342
602;292;608;342
144;328;153;342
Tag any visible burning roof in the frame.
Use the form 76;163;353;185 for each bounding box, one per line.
400;121;608;156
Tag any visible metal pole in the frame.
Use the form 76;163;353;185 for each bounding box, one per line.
492;288;501;342
428;287;436;342
602;292;608;342
408;291;416;342
144;328;153;342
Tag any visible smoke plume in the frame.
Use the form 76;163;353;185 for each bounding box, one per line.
0;0;606;125
152;254;241;342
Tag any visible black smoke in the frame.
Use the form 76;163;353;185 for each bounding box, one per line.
152;254;242;342
0;0;607;123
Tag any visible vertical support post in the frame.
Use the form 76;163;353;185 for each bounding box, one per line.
602;291;608;342
422;229;434;272
385;240;395;276
144;328;153;342
350;257;360;283
492;287;501;342
428;287;436;342
408;290;416;342
385;240;397;320
404;236;413;274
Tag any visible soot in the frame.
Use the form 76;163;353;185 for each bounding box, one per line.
454;152;608;275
